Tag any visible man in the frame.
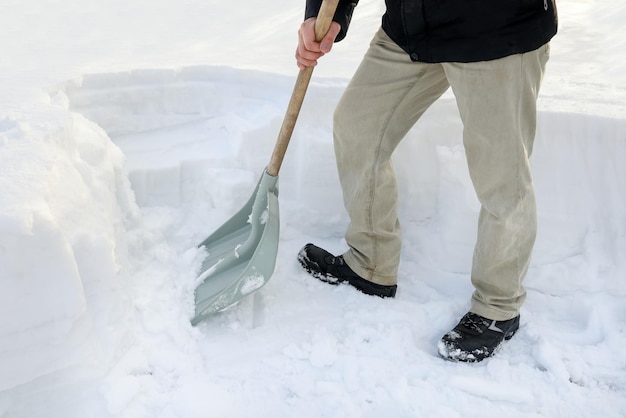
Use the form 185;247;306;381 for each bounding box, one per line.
296;0;557;362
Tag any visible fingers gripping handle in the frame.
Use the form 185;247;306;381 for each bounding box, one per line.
312;0;341;43
266;0;340;177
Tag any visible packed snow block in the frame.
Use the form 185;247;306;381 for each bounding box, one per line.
61;70;206;137
280;83;347;233
62;66;293;139
129;165;182;207
237;116;285;173
286;124;347;233
198;167;256;214
529;111;626;293
0;211;88;390
0;107;138;392
61;67;297;211
430;145;479;272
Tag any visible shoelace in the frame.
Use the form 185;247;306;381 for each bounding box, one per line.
459;313;490;334
324;255;344;275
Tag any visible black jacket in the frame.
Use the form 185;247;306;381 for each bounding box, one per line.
305;0;558;63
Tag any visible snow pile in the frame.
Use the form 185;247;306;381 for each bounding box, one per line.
0;0;625;417
0;104;138;408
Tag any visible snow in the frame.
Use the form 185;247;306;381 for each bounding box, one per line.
0;0;625;417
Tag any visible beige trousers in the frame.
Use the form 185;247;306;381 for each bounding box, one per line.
335;28;549;320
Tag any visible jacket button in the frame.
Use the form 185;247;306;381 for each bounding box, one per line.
410;53;419;61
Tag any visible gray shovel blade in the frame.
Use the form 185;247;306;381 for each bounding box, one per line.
191;170;279;325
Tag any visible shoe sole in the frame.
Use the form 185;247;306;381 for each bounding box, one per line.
297;251;341;285
297;248;397;298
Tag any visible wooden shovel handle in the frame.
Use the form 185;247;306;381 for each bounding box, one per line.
266;0;340;177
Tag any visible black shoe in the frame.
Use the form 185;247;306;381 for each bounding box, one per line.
297;243;397;298
438;312;520;363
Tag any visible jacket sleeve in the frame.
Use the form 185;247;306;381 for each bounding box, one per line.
304;0;359;42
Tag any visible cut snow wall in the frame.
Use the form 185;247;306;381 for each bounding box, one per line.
62;66;626;289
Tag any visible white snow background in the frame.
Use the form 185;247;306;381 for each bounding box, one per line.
1;0;625;417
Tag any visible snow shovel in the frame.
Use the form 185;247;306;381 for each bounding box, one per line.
191;0;340;325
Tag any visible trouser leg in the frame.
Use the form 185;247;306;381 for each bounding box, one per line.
443;45;550;320
334;28;450;285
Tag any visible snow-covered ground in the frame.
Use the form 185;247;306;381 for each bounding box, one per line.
1;0;625;417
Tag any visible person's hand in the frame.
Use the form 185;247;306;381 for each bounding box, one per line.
295;17;341;70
